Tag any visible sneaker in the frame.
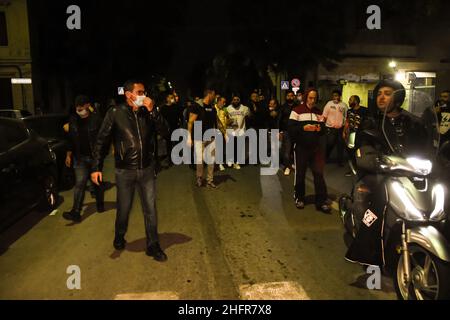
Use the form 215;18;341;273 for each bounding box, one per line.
233;163;241;170
113;235;126;250
196;177;203;187
62;210;81;223
317;204;332;214
207;181;218;189
284;167;291;176
295;198;305;209
227;162;233;168
219;164;225;171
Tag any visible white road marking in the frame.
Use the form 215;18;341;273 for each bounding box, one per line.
114;291;179;300
239;281;310;300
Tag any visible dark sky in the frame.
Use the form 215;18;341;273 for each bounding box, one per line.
27;0;450;108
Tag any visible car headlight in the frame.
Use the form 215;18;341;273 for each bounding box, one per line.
406;157;432;175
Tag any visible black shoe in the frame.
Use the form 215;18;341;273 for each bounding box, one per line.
295;198;305;209
113;235;126;250
317;204;332;214
96;202;105;213
63;210;81;223
146;243;168;262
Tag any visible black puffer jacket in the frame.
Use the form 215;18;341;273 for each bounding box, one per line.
92;104;169;171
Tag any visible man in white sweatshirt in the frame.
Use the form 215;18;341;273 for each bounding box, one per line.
226;95;250;169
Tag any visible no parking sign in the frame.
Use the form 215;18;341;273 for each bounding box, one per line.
291;78;301;88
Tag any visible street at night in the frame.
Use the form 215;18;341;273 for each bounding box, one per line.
0;156;396;300
1;0;450;306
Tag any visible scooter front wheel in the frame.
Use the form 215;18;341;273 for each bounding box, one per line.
394;244;450;300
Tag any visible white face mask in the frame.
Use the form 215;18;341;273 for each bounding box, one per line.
134;95;146;107
76;109;89;117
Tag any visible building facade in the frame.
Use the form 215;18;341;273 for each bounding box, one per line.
0;0;34;113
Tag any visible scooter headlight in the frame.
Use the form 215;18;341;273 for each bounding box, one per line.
392;181;426;221
430;184;446;221
406;157;432;175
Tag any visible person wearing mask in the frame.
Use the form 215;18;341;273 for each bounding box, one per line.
288;88;330;213
323;90;348;166
278;91;297;176
90;79;170;262
226;95;251;170
63;95;106;222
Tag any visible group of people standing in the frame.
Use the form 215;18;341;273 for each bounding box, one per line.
61;75;449;262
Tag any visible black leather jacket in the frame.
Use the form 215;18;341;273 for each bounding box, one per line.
68;113;103;161
92;104;169;171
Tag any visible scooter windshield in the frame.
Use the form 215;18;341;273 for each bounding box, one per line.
380;89;439;160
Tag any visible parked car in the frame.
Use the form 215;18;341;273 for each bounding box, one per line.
22;114;74;190
0;109;32;119
0;118;58;232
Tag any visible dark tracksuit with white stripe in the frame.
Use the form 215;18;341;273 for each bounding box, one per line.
287;103;328;206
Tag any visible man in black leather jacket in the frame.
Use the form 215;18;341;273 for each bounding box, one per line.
91;80;169;262
63;95;106;222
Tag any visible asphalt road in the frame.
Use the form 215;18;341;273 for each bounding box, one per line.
0;156;396;300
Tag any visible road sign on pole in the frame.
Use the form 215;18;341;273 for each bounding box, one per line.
291;78;301;88
281;81;289;90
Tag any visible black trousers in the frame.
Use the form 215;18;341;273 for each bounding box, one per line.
115;165;159;247
72;156;104;213
294;143;328;205
326;127;345;164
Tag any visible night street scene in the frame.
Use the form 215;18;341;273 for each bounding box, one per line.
2;0;450;305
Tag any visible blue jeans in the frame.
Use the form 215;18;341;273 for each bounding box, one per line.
115;165;159;247
73;156;103;212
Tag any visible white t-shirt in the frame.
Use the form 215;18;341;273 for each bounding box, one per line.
322;100;348;129
226;104;250;136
